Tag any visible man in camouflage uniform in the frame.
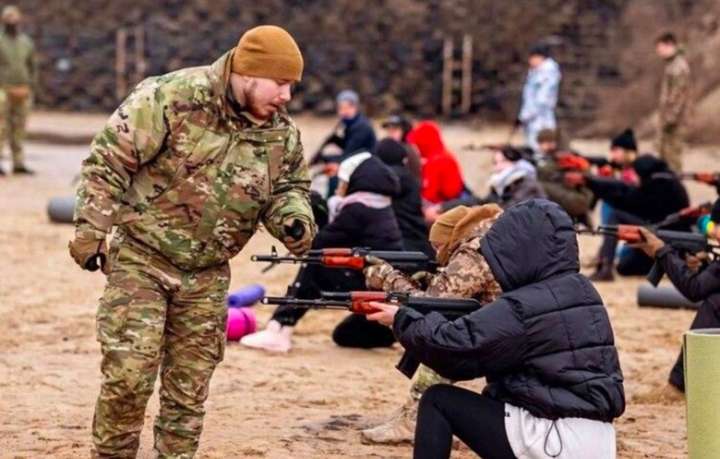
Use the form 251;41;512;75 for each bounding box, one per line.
69;26;316;458
360;204;503;444
0;5;36;175
655;32;691;172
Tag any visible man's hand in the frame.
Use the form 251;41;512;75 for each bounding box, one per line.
629;227;665;258
563;171;587;187
363;256;394;290
68;228;109;274
366;302;399;327
282;218;314;256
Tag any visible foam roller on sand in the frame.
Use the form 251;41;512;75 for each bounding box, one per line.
685;329;720;458
47;196;75;224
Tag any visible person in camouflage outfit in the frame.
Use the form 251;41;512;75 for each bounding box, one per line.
69;26;316;458
655;32;691;173
0;5;36;175
360;204;503;445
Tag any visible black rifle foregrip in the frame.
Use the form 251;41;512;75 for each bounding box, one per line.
646;261;665;287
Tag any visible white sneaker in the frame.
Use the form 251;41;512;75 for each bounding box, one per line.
240;320;294;353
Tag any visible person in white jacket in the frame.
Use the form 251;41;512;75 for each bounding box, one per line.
518;44;562;154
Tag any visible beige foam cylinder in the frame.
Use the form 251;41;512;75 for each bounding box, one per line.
685;329;720;458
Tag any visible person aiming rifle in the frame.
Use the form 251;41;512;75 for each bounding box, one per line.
630;199;720;400
360;204;504;445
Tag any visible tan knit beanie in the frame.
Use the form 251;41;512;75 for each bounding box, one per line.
232;25;303;82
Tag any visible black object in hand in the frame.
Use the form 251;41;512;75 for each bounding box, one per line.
284;220;305;241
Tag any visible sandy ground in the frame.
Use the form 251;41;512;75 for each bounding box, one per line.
1;115;718;459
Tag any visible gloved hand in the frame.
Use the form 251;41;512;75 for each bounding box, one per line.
69;226;109;274
363;256;394;290
282;218;314;256
563;171;587;187
410;270;433;288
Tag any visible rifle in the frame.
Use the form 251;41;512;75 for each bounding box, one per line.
651;202;712;229
680;172;720;194
593;225;719;286
252;246;437;273
261;291;481;318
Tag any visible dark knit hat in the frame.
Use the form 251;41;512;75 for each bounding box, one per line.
529;43;550;57
711;198;720;224
611;129;637;151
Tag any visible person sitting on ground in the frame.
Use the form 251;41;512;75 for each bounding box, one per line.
366;199;625;459
381;114;422;180
405;121;466;206
631;198;720;398
374;138;435;258
436;145;546;214
535;128;595;224
360;204;503;445
565;154;690;281
241;152;402;352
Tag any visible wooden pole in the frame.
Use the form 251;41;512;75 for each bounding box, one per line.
133;25;147;86
115;28;127;100
442;37;453;117
461;34;473;115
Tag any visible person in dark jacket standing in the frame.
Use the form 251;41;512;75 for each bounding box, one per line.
242;152;402;352
375;138;434;257
367;199;625;459
632;200;720;396
566;155;690;280
331;89;377;159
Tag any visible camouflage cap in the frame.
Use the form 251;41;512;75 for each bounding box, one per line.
2;5;21;24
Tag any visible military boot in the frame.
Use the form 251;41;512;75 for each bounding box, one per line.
361;397;417;445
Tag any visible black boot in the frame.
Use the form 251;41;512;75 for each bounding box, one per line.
589;258;614;282
13;165;34;175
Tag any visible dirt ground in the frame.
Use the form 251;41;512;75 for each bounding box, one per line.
1;114;718;459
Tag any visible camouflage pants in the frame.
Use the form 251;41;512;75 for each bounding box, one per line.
657;124;684;173
0;88;31;168
92;234;229;458
409;364;451;401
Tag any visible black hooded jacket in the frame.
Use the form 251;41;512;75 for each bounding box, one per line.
587;155;689;228
393;199;625;421
313;155;403;250
375;138;435;257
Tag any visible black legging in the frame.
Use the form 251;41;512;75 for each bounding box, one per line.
415;385;515;459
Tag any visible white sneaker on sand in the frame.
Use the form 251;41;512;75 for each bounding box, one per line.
240;320;294;353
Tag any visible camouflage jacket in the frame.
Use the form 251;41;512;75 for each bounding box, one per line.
365;220;502;303
536;156;593;218
75;51;315;270
659;51;691;128
0;31;35;88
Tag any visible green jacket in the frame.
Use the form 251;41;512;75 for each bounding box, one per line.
0;31;35;87
536;156;593;218
75;51;315;270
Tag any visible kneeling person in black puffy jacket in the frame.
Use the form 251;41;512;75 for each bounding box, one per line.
367;199;625;459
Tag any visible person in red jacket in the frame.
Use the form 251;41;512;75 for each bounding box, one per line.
406;121;465;206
